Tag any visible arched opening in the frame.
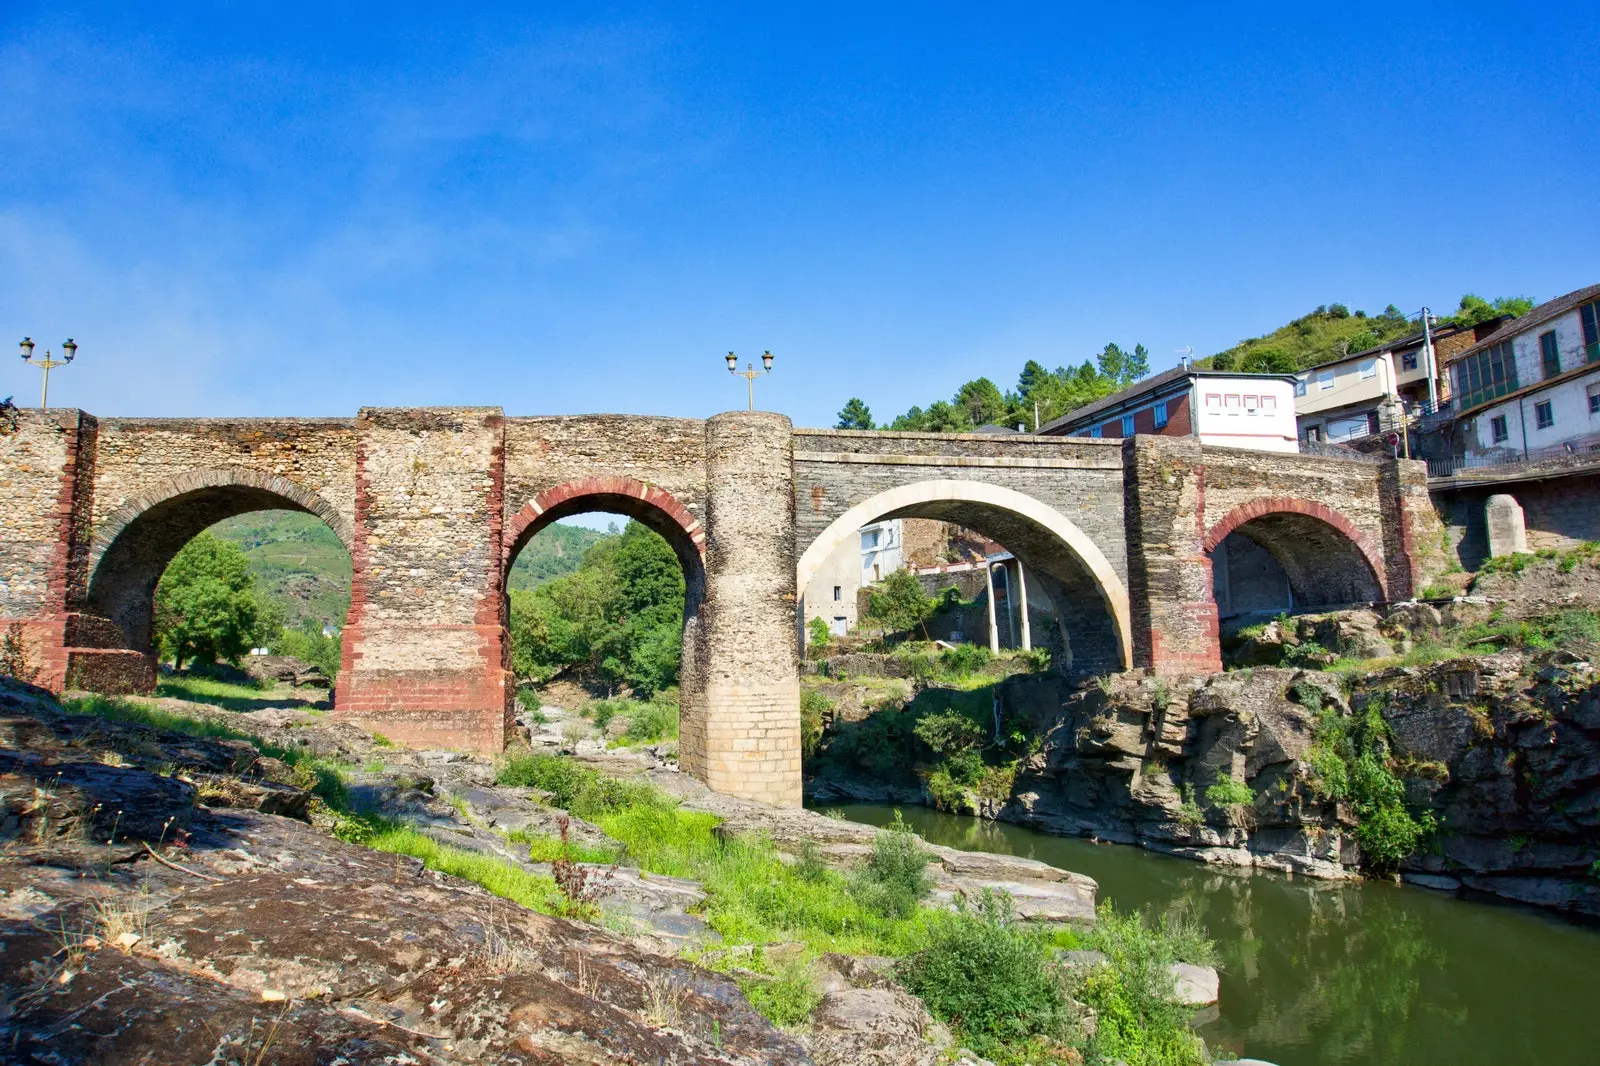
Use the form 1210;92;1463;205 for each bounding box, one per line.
502;478;706;750
798;480;1131;677
1205;500;1386;622
83;469;353;699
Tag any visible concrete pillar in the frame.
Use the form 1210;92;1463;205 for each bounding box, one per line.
1121;435;1223;675
690;411;802;808
1485;494;1529;558
985;561;1000;654
335;408;511;752
1015;560;1032;652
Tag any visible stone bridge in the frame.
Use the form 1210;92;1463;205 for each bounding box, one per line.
0;407;1444;806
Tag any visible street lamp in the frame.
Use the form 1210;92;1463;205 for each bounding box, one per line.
725;350;774;411
20;337;76;410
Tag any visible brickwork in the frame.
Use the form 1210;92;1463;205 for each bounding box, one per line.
335;408;510;751
694;413;802;807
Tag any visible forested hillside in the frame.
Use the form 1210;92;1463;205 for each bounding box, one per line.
835;294;1534;434
508;522;609;590
209;512;351;632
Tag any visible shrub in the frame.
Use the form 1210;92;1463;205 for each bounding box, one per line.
896;890;1070;1055
621;699;679;744
514;687;549;724
913;709;986;757
807;615;832;648
849;812;934;919
1204;773;1254;809
1306;704;1434;870
799;687;833;758
741;961;823;1029
938;643;992;678
1075;905;1208;1066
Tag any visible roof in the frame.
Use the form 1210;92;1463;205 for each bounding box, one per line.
1037;366;1297;435
1444;283;1600;366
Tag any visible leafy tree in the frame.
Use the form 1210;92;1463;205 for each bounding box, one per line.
1097;342;1150;387
154;533;268;670
835;397;874;430
1447;294;1534;328
955;377;1007;427
864;568;937;641
506;520;685;696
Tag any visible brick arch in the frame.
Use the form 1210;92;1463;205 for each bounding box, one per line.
503;476;705;568
1203;496;1388;600
90;466;354;573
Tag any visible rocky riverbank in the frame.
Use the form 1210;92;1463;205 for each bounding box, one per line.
809;632;1600;922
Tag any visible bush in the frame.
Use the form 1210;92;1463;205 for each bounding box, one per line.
896;890;1070;1055
621;699;679;744
741;961;823;1029
1306;704;1434;870
514;687;548;723
799;687;833;759
938;643;992;678
849;812;934;919
1073;905;1210;1066
913;709;985;756
807;615;832;648
1204;773;1254;809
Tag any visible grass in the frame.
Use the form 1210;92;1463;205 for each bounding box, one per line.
155;673;281;711
355;823;568;914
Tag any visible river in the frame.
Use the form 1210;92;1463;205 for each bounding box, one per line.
830;803;1600;1066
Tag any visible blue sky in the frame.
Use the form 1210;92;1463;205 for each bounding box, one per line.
2;2;1596;433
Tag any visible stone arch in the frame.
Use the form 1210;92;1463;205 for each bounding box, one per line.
85;466;353;655
798;479;1132;670
1203;496;1387;607
503;476;708;721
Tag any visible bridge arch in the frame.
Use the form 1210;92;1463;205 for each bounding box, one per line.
86;466;353;655
798;479;1132;670
1204;496;1387;610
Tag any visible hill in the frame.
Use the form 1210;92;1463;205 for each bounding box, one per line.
207;510;611;627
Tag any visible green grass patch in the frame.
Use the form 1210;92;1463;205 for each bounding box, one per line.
155;673;278;711
361;822;567;914
507;827;621;865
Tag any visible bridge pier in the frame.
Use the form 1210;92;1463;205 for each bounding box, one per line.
333;408;513;751
685;412;803;807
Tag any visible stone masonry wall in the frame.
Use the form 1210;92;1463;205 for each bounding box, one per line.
693;412;802;807
335;408;510;751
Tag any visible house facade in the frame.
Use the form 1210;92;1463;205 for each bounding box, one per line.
801;518;902;636
1039;366;1299;452
1442;283;1600;466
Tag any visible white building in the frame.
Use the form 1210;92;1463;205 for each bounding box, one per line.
1039;366;1299;453
1443;283;1600;465
801;519;902;637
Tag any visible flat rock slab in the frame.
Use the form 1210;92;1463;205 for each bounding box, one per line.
1167;962;1220;1006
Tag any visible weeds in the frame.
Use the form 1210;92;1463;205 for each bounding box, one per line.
847;811;934;920
740;961;822;1029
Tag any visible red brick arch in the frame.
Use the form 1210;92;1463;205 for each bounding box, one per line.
1203;496;1388;599
503;476;705;567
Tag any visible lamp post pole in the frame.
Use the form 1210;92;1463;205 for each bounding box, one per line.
20;337;77;410
725;350;774;411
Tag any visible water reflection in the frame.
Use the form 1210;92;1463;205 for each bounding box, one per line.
829;804;1600;1066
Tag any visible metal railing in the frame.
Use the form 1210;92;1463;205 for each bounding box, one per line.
1427;430;1600;479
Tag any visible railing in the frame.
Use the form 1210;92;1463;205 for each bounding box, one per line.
1427;430;1600;479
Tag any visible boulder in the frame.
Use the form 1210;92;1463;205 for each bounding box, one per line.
805;987;942;1066
1165;962;1220;1006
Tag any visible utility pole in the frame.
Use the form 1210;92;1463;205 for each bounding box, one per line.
1420;309;1438;412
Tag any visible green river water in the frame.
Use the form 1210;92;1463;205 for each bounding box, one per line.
832;803;1600;1066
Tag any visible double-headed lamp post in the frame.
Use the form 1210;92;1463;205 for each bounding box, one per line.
20;337;77;410
725;350;774;411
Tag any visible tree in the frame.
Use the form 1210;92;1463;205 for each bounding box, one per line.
864;568;937;641
836;398;874;430
955;377;1007;427
1448;294;1534;329
154;533;266;670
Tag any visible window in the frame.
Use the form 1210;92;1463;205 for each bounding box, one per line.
1452;339;1519;411
1588;383;1600;415
1224;394;1241;413
1318;370;1335;391
1540;331;1561;379
1359;359;1377;380
1121;414;1135;436
1401;351;1418;370
1535;400;1554;430
1490;415;1509;443
1090;425;1102;438
833;585;842;601
1582;300;1600;363
1261;395;1277;411
1243;394;1258;412
1153;401;1169;428
862;529;878;550
1294;377;1307;396
1205;393;1222;411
